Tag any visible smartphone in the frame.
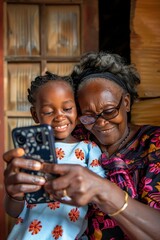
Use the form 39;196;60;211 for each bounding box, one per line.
12;124;57;204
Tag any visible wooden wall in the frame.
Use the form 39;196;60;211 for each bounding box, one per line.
130;0;160;126
0;0;5;238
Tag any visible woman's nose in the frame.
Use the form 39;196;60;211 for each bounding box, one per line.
95;117;109;126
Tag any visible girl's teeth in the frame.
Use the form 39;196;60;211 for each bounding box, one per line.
55;125;67;129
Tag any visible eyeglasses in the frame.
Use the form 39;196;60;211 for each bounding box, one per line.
79;95;123;125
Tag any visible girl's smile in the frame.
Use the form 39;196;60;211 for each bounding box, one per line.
31;80;77;143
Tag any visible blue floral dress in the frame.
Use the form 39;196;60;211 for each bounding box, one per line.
7;141;105;240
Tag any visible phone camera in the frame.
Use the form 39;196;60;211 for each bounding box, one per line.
16;134;26;145
36;132;43;144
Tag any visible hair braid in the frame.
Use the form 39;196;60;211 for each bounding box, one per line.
28;71;73;105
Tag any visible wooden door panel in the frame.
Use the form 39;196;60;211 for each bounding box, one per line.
47;62;75;75
46;5;80;56
7;63;40;111
7;4;40;56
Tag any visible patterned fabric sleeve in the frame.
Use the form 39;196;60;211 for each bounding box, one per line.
138;127;160;209
139;158;160;209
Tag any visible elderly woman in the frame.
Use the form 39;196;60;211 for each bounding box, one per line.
3;52;160;240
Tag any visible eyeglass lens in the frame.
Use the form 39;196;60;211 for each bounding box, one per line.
79;95;123;125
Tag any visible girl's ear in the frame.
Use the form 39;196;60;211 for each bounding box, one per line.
124;93;131;112
30;107;39;123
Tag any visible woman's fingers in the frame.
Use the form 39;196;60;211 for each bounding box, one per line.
4;169;45;196
43;164;101;206
10;158;42;171
42;162;73;175
42;163;86;177
4;170;45;185
4;157;42;179
7;183;42;197
3;148;42;171
3;148;24;163
3;152;46;197
43;164;83;190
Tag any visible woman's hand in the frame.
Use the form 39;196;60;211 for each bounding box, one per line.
3;148;46;200
42;163;107;206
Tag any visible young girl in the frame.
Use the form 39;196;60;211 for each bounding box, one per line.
5;72;105;240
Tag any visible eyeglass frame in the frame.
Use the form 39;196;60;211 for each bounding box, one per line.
79;95;123;125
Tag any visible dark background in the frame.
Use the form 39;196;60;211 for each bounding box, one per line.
99;0;131;63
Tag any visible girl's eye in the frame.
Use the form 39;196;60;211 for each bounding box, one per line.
64;107;72;112
43;111;53;115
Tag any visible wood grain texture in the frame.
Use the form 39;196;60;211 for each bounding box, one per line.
130;0;160;98
131;98;160;126
130;0;160;126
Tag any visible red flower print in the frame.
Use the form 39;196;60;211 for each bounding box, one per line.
27;203;36;209
68;208;80;222
103;218;117;229
149;162;160;174
75;149;84;160
91;219;103;240
140;177;153;197
56;148;65;160
28;219;42;235
48;201;60;210
16;217;23;224
92;218;100;229
152;132;160;148
91;141;97;147
52;225;63;239
124;158;134;165
90;159;101;167
83;140;97;147
148;192;160;209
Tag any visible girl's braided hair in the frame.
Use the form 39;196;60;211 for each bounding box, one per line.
28;71;73;105
71;51;140;107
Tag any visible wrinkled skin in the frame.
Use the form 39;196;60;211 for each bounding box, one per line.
77;78;131;153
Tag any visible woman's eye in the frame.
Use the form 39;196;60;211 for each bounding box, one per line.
104;108;116;115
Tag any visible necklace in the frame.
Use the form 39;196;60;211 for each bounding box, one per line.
118;127;130;150
101;127;131;158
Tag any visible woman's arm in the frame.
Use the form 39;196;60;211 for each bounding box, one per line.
94;178;160;240
43;163;160;240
